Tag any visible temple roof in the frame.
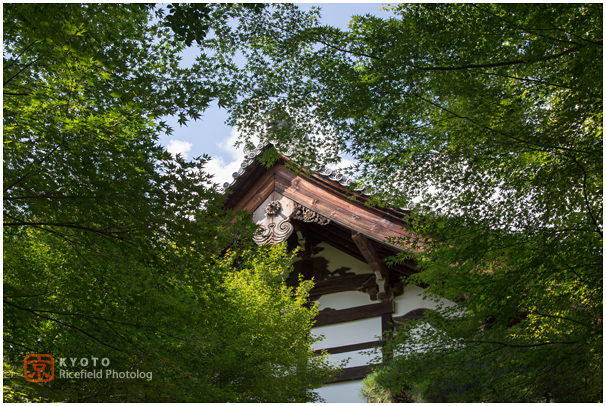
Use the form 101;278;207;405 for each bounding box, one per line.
222;142;420;280
221;141;382;200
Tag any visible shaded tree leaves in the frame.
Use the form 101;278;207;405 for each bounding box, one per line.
3;4;337;402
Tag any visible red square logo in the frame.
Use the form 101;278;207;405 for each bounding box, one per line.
24;354;54;382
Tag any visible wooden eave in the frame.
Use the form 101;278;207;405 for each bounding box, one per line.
225;156;412;241
223;154;419;275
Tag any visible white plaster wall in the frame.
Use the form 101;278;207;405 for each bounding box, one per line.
392;285;458;357
307;244;456;403
315;380;366;403
327;349;377;369
393;284;455;317
316;290;376;311
315;243;373;275
312;317;381;349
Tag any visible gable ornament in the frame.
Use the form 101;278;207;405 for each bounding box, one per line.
253;200;294;245
253;200;331;246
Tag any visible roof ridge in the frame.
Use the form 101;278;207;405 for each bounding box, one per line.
220;140;375;196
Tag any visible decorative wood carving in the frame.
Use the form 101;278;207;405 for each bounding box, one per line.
253;200;294;245
352;231;391;301
291;202;330;225
264;200;282;216
275;165;415;252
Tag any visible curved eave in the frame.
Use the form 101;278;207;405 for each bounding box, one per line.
222;142;411;221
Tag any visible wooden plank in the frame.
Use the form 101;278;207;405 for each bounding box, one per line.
329;364;381;383
314;301;394;327
315;340;384;355
310;273;377;298
381;313;394;362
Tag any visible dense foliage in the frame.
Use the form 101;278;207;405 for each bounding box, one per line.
203;3;603;402
3;4;336;402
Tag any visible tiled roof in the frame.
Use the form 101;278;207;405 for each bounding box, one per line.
220;141;376;196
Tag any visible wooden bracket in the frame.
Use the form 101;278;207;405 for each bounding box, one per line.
352;231;391;301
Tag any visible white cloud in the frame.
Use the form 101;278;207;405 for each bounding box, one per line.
204;127;248;187
204;125;361;188
166;139;193;159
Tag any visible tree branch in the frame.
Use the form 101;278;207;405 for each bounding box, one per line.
529;311;592;329
4;339;39;353
411;44;586;72
465;339;577;348
4;298;192;344
5;193;107;201
471;3;583;46
3;40;39;70
475;71;574;90
3;212;136;238
3;299;155;328
410;91;585;155
3;136;71;193
3;299;124;352
573;159;602;238
314;37;378;61
3;56;42;87
5;290;51;299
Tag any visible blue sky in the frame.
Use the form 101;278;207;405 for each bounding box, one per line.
159;3;391;186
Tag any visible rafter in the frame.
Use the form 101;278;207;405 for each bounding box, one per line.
352;231;391;301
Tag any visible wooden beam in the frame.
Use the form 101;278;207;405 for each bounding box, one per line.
381;313;394;362
302;221;369;263
352;231;391;301
314;340;384;355
309;273;378;301
329;364;381;383
226;165;276;213
313;301;394;327
301;220;417;277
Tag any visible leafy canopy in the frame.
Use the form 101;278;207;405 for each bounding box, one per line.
201;3;603;402
3;3;337;402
